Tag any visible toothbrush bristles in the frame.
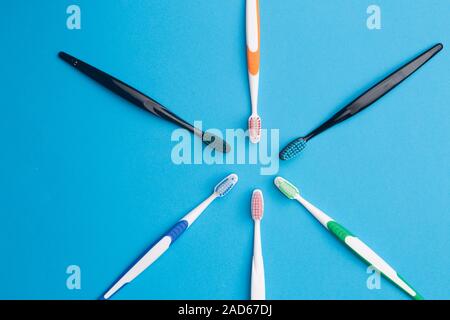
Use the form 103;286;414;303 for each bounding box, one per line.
251;189;264;220
248;115;261;143
202;132;231;153
214;174;239;197
279;137;307;160
274;176;300;199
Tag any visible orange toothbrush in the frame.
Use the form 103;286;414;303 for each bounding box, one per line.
246;0;261;143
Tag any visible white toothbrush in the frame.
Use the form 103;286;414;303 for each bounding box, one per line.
250;189;265;300
274;176;424;300
246;0;261;144
103;173;239;299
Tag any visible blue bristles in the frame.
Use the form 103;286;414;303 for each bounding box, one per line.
279;138;307;160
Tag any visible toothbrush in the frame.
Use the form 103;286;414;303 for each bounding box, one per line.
58;51;230;153
246;0;261;143
250;189;265;300
103;173;239;299
279;43;443;160
274;176;424;300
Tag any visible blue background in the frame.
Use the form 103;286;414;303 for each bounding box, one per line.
0;0;449;300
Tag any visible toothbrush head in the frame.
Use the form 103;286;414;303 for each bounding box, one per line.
248;115;261;144
214;173;239;197
251;189;264;221
279;137;307;160
202;132;231;153
274;176;300;199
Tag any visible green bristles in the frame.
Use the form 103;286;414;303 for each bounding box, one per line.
274;176;300;199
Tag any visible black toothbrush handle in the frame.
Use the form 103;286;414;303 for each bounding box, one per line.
304;43;443;141
58;52;230;152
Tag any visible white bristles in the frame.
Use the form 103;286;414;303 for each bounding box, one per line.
248;115;261;144
214;173;239;197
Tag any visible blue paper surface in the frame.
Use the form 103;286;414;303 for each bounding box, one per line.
0;0;449;299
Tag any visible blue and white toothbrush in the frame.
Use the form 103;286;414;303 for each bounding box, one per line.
103;173;239;299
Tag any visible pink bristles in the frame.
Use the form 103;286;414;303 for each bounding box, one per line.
251;189;264;220
248;115;261;143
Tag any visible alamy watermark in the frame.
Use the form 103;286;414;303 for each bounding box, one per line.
66;5;81;30
171;121;279;175
66;265;81;290
366;265;381;290
367;5;381;30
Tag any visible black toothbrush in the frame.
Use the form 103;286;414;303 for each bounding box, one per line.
279;43;443;160
58;52;230;153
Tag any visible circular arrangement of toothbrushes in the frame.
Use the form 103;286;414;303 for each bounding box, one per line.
55;1;445;300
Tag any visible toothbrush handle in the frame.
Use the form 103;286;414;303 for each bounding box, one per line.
103;194;218;299
58;52;180;120
251;257;265;300
126;194;217;279
103;220;188;299
114;193;217;282
305;43;443;141
251;221;265;300
120;232;175;281
246;0;260;112
58;51;230;153
326;221;424;300
182;193;217;225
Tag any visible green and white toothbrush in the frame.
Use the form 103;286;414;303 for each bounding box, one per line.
274;176;424;300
